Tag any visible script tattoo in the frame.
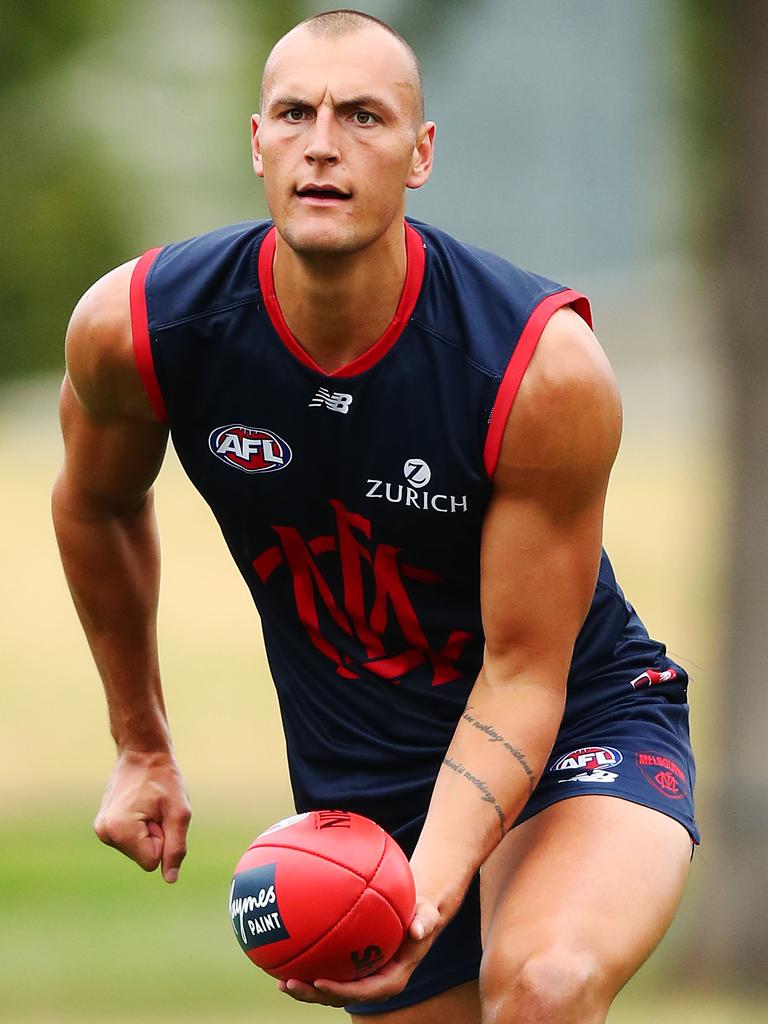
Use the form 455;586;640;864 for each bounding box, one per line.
442;756;506;839
461;707;537;791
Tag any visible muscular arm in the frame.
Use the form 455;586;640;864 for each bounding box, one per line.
410;306;622;914
52;261;190;881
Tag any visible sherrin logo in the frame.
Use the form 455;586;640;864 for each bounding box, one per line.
258;812;309;837
209;424;292;474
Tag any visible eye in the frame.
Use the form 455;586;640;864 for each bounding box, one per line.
353;110;377;126
283;108;307;122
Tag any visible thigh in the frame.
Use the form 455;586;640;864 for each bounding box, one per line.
479;794;693;991
349;980;480;1024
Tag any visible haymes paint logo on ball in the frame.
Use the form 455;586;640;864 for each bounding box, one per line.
229;863;290;951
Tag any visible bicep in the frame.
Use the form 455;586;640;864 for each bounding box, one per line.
58;375;168;513
58;262;168;514
480;476;606;686
480;307;621;686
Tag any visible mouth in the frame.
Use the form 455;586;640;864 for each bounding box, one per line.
295;184;352;205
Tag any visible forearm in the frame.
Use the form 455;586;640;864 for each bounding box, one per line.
410;667;565;920
52;472;170;752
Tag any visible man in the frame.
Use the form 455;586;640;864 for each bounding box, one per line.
52;9;697;1023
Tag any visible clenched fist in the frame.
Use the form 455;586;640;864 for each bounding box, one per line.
94;749;192;882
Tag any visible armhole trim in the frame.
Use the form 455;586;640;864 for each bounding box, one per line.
129;247;168;423
483;289;592;478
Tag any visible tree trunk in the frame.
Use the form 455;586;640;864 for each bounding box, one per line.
694;2;768;984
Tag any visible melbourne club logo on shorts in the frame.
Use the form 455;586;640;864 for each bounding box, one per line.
209;424;292;474
551;745;623;783
636;752;688;800
229;863;290;951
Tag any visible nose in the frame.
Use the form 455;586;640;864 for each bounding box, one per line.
304;108;340;166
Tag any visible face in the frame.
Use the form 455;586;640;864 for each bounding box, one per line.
252;26;435;258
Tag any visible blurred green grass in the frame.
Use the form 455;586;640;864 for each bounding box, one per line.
3;816;768;1024
1;377;749;1022
0;813;322;1023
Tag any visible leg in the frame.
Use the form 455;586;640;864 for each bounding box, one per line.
349;979;480;1024
478;795;692;1024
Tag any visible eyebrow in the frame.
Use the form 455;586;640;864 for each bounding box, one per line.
269;94;398;119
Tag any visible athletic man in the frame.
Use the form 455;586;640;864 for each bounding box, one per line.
53;10;697;1022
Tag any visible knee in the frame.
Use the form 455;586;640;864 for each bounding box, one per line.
480;946;607;1024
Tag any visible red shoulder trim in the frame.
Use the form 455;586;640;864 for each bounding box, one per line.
258;222;426;378
483;289;592;478
129;247;168;423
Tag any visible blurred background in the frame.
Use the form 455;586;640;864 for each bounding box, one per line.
2;1;766;1021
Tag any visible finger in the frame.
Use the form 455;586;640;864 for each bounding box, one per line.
145;820;165;865
281;979;348;1007
159;806;191;883
313;959;405;1004
94;814;162;871
313;978;395;1005
409;902;440;941
132;818;164;870
93;815;116;848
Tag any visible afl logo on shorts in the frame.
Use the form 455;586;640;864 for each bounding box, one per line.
551;746;623;772
209;425;292;474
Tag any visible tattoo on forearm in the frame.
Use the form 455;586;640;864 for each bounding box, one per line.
461;707;537;791
442;756;507;839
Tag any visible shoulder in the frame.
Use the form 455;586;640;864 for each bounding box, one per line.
410;220;573;374
413;219;555;294
65;221;269;422
496;307;622;492
148;220;269;327
65;257;151;420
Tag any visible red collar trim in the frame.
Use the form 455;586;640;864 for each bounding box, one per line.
258;222;425;378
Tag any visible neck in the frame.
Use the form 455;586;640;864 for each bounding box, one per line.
272;219;408;375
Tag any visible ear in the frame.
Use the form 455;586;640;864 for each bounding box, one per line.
251;113;264;178
406;122;436;191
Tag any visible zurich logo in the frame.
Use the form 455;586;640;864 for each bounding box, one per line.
403;458;431;488
209;424;292;474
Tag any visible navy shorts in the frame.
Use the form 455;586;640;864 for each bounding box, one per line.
349;692;698;1016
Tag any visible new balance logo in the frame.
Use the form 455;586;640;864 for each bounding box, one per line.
309;388;353;414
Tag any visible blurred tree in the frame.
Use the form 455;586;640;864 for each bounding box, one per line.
684;1;768;986
0;0;306;382
0;1;127;378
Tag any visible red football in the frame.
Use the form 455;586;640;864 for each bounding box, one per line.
229;810;416;983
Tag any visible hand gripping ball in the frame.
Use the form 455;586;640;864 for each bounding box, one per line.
229;810;416;983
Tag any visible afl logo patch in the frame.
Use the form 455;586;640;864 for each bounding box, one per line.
209;424;292;474
551;746;623;772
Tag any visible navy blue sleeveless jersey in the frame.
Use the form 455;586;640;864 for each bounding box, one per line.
130;218;688;830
